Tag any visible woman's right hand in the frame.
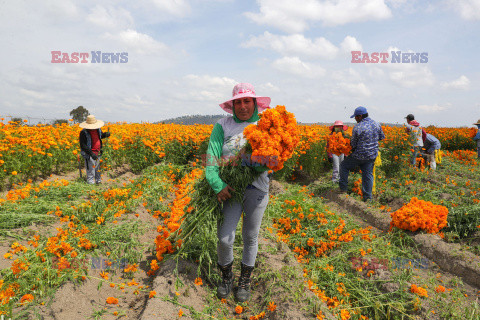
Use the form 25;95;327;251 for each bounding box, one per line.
217;185;235;203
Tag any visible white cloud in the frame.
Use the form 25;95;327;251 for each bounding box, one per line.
19;88;49;100
183;74;237;88
242;32;338;59
332;82;372;97
449;0;480;20
272;56;326;78
367;66;385;78
389;66;435;88
417;104;447;112
122;94;154;106
150;0;191;17
340;36;363;53
386;47;435;87
385;0;411;9
43;0;81;20
87;5;134;30
258;82;280;92
181;75;238;102
245;0;392;32
441;75;471;90
102;29;170;55
331;68;363;82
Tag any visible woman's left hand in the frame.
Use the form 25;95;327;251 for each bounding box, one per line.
217;185;235;203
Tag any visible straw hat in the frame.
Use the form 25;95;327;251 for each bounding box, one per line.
473;119;480;125
79;115;104;129
219;83;271;114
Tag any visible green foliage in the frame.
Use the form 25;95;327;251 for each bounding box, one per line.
297;140;330;179
69;106;89;123
272;153;300;181
53;119;69;125
438;132;476;151
11;117;24;125
125;137;160;173
380;133;413;178
446;205;480;239
163;139;204;166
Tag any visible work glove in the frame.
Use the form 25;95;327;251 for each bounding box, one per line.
90;154;98;161
104;132;111;138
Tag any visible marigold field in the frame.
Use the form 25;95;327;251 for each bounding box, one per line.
1;119;480;320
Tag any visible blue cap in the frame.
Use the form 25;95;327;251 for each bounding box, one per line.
350;106;368;118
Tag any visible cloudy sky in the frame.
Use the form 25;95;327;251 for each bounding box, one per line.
1;0;479;126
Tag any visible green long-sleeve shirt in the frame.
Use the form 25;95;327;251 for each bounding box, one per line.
205;108;269;194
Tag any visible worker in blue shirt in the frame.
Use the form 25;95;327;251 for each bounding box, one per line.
473;119;480;158
339;106;385;202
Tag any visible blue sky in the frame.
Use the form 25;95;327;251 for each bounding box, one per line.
1;0;479;127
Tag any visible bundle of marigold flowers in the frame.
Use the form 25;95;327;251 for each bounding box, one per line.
390;197;448;234
326;132;351;156
170;105;299;276
243;105;300;171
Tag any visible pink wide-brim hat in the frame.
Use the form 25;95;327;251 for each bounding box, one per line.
329;120;348;131
219;83;271;114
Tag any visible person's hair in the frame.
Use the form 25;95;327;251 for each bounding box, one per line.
361;113;369;119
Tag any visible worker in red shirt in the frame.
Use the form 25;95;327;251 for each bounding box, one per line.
79;115;110;184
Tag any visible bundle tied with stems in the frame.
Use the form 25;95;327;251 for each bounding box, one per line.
326;132;351;156
171;105;299;276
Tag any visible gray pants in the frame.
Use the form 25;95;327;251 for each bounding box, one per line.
217;186;269;267
332;154;344;182
85;156;101;184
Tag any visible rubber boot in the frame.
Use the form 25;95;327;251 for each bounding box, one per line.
217;261;234;299
235;263;254;302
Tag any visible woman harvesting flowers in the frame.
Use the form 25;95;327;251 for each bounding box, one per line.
326;120;350;182
205;83;271;302
203;83;302;303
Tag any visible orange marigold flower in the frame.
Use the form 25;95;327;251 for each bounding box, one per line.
124;263;138;273
149;291;156;298
235;305;243;314
268;301;277;312
106;297;119;304
435;285;446;293
410;284;428;297
194;277;203;286
20;294;34;304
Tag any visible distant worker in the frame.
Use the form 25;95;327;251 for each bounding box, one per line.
327;120;349;183
473;119;480;158
79;115;110;184
405;114;423;166
422;133;441;170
